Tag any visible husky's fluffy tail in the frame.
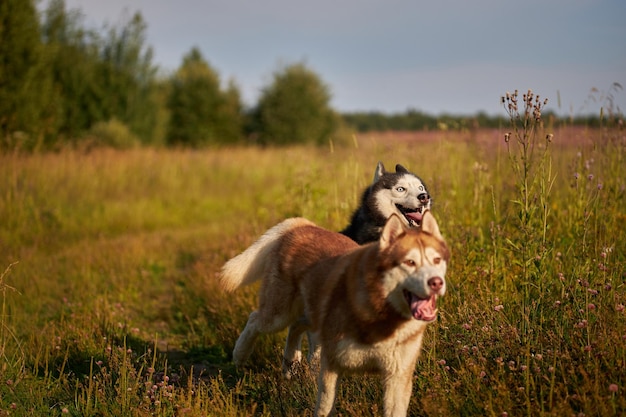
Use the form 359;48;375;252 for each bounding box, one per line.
219;218;314;292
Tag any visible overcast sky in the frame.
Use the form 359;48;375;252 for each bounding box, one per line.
46;0;626;116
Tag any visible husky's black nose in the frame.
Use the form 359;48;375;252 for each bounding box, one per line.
418;193;430;204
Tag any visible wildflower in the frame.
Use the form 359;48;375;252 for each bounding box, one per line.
575;320;587;328
535;354;543;361
437;359;447;366
10;403;17;409
587;174;594;181
584;345;592;352
574;172;580;180
546;133;553;142
616;304;624;312
62;408;69;413
587;303;596;311
554;301;561;307
520;365;528;372
6;379;13;386
480;371;487;378
548;366;555;373
609;384;619;393
494;304;504;312
597;183;603;190
462;323;472;330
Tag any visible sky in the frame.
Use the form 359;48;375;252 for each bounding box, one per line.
44;0;626;116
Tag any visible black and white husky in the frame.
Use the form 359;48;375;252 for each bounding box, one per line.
341;162;431;244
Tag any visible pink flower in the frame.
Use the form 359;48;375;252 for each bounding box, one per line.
494;305;504;312
609;384;619;393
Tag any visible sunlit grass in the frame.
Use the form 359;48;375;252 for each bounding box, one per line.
0;122;624;415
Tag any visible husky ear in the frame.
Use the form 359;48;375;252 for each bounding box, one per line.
420;210;444;241
373;161;386;183
380;214;406;250
395;164;410;174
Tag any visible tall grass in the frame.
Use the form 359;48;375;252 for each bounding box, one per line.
0;117;624;415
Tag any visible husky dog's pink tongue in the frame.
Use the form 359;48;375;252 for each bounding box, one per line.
405;211;423;224
410;294;437;322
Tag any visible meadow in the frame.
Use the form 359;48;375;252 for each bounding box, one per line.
1;118;625;414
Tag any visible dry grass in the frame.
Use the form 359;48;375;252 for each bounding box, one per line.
0;124;624;416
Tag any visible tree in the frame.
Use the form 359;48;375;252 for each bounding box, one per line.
42;0;102;142
98;12;159;142
252;63;338;146
41;2;160;146
0;0;52;149
166;48;242;146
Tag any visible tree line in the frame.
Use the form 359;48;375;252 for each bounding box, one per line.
1;1;620;151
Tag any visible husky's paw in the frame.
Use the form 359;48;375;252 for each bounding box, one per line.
282;358;305;380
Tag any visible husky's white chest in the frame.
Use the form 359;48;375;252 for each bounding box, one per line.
332;320;428;373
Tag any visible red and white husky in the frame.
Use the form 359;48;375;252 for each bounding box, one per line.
220;211;449;417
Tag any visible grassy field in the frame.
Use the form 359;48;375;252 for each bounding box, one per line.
1;122;625;415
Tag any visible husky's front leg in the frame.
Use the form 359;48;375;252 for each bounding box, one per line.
382;370;414;417
314;359;340;417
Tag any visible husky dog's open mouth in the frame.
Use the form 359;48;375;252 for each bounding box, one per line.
396;205;426;227
403;289;438;322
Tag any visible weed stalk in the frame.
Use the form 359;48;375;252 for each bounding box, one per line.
502;89;555;416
